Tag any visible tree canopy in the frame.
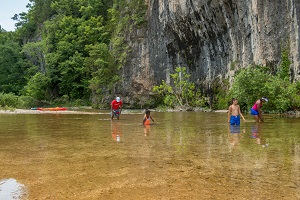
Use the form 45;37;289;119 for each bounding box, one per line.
0;0;146;108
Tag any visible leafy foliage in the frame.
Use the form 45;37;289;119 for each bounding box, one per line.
213;79;230;110
0;31;29;94
152;67;205;108
0;0;149;107
278;49;291;81
229;60;300;112
108;0;147;69
0;92;19;108
229;66;270;110
19;0;117;103
24;72;51;100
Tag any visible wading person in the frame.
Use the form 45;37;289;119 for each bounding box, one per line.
228;98;246;125
143;109;154;125
111;97;122;120
250;97;268;122
143;109;154;136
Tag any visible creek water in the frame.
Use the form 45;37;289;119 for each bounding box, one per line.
0;111;299;199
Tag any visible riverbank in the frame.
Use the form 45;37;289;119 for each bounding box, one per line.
1;108;299;118
0;108;227;115
0;109;98;115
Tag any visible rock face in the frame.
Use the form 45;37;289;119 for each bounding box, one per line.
121;0;300;102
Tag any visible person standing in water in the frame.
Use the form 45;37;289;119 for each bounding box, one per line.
111;97;122;120
228;98;246;125
250;97;268;122
143;109;154;125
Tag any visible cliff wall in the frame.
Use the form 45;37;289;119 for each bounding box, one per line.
121;0;300;103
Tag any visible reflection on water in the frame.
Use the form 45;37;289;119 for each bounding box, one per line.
251;123;269;148
111;121;122;142
144;124;151;136
0;112;299;199
228;124;245;149
0;178;27;199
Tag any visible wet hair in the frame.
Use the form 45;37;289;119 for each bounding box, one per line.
231;98;237;104
145;109;150;115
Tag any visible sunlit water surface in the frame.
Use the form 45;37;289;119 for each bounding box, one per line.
0;111;299;199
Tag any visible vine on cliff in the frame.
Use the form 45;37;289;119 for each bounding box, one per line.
278;49;291;81
109;0;147;69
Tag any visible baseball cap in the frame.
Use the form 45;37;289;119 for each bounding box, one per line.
116;97;121;102
261;97;268;102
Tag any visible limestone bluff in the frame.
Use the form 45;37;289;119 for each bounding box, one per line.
118;0;300;104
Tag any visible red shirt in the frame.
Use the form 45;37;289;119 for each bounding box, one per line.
111;100;122;110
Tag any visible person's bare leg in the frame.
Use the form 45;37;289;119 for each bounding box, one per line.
111;111;114;120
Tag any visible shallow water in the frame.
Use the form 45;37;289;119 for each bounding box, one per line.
0;111;299;199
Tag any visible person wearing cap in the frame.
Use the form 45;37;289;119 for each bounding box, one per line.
111;97;122;119
250;97;268;122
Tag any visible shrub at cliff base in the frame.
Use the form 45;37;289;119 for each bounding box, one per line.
229;66;300;112
152;67;206;109
0;93;37;109
0;92;19;109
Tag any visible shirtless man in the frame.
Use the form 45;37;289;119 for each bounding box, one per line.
228;98;246;125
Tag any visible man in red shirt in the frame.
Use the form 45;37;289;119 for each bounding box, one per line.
111;97;122;119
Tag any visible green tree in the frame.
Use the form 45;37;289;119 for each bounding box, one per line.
152;67;205;108
229;66;270;110
85;43;118;106
21;0;112;101
0;31;29;94
24;72;51;100
229;64;300;112
3;0;147;107
22;41;46;73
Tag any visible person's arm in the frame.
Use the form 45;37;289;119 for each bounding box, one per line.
150;116;154;122
119;102;122;114
142;115;146;124
228;106;232;123
238;106;246;121
119;105;122;114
